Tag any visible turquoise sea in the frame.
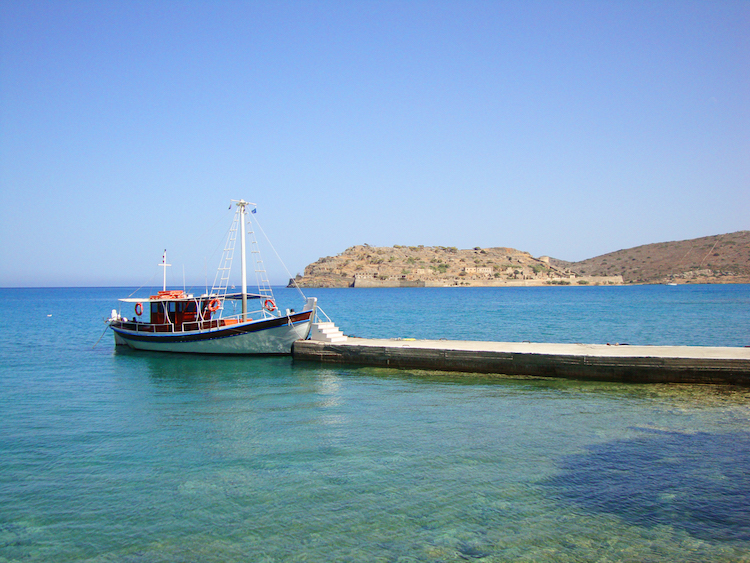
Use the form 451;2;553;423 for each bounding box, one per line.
1;284;749;562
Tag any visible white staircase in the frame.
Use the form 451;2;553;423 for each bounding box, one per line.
309;322;347;343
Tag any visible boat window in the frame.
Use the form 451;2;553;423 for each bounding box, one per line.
175;302;193;313
168;302;176;313
151;302;165;314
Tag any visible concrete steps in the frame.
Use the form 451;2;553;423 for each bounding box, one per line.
309;322;348;343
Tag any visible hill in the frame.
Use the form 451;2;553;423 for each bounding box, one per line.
292;245;620;288
560;230;750;284
292;231;750;288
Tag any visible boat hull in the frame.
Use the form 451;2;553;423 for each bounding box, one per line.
110;311;314;355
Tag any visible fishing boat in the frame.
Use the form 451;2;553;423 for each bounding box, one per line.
107;199;318;354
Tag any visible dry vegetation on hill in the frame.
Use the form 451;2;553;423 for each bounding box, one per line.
293;245;607;288
293;231;750;288
556;231;750;284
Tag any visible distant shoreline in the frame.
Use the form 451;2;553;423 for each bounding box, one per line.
290;277;750;289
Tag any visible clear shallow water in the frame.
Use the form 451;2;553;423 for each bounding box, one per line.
1;285;749;562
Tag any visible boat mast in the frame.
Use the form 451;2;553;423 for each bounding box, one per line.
233;199;254;321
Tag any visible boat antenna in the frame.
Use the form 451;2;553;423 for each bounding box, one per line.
159;250;170;291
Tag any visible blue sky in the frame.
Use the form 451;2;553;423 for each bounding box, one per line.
1;0;748;287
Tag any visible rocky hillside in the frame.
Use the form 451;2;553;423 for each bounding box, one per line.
291;245;616;288
559;231;750;284
292;231;750;288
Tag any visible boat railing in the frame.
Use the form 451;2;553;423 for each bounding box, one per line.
183;309;268;331
182;318;243;331
119;321;175;333
120;305;308;333
122;319;240;333
315;306;332;323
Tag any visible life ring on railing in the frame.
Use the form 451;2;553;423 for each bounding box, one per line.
134;302;143;316
207;299;221;312
264;299;277;312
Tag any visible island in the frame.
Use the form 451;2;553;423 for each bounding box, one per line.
290;231;750;288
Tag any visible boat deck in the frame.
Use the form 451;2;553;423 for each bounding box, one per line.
292;338;750;385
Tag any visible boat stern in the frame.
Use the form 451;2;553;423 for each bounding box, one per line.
303;297;317;312
300;297;318;339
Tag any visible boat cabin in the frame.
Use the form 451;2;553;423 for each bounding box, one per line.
148;292;202;327
116;290;264;333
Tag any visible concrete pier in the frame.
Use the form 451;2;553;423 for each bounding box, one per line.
292;338;750;385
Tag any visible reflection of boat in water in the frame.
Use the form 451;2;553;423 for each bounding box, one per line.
107;199;318;354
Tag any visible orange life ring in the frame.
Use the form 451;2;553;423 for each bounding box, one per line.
264;299;277;312
208;299;221;312
134;302;143;316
